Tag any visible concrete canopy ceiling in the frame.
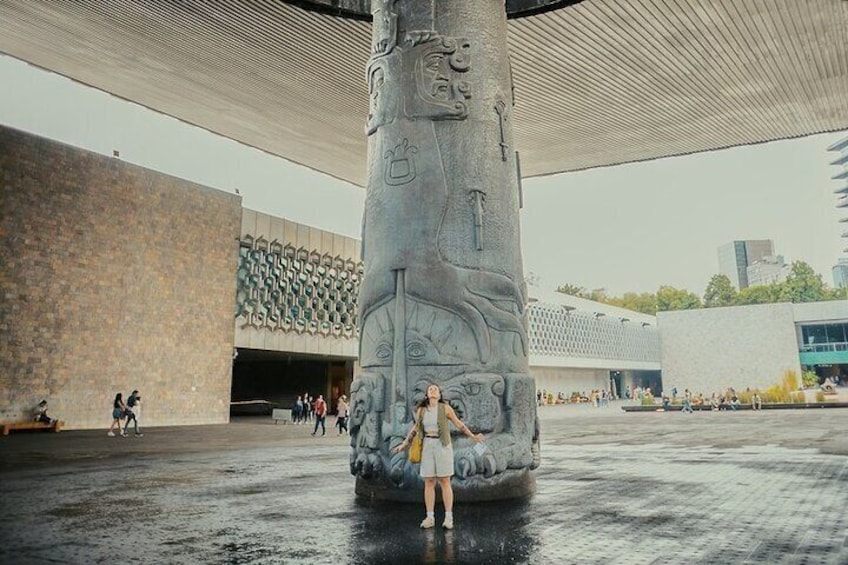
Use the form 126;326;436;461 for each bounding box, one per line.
1;0;846;187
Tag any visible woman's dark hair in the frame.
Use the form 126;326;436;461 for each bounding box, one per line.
416;384;447;408
114;393;122;402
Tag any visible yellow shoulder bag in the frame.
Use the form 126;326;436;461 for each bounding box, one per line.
408;408;423;463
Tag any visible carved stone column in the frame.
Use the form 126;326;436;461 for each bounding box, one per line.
350;0;539;502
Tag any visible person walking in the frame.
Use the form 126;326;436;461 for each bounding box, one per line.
123;390;143;436
311;394;327;436
392;383;484;530
108;393;127;437
336;395;349;436
682;389;694;414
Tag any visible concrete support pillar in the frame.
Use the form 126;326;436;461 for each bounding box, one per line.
350;0;539;501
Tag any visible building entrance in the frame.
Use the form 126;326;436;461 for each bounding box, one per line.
231;349;353;416
805;363;848;388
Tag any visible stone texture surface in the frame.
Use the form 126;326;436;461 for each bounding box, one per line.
1;405;847;564
0;125;242;429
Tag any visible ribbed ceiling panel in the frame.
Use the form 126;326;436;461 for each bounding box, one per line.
1;0;846;186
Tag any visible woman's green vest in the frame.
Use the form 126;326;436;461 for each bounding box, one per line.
415;402;451;447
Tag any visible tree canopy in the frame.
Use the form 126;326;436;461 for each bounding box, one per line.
555;260;844;313
779;261;826;303
656;286;702;312
703;274;736;307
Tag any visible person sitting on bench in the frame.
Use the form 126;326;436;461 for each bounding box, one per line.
33;400;57;425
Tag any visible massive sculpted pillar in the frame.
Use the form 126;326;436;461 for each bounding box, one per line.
350;0;540;502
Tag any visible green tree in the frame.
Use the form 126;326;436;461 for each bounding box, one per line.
825;286;848;300
616;292;658;315
556;283;587;298
555;284;610;304
735;284;780;305
703;274;737;307
586;288;609;303
779;261;826;303
656;285;702;311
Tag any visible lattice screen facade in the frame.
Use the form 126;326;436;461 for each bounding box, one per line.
236;235;363;339
527;302;660;363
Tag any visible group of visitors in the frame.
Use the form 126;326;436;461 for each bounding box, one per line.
536;389;617;406
291;393;316;425
108;390;143;437
709;390;741;411
293;393;349;437
628;385;654;402
663;387;765;412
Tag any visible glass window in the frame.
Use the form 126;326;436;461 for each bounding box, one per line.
801;323;848;345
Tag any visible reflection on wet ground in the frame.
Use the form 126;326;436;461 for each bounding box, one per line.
1;404;847;564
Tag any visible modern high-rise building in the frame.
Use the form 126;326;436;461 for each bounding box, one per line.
833;257;848;290
718;240;775;290
829;136;848;282
747;255;790;287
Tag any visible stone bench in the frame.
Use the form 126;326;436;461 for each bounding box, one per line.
1;420;64;436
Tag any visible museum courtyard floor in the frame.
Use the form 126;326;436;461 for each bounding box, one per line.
2;403;847;564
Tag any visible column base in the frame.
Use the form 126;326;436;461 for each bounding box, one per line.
355;469;536;503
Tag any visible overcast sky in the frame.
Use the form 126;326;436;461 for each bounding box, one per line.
2;53;845;296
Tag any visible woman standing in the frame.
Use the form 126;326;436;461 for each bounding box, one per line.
108;393;127;437
392;383;483;530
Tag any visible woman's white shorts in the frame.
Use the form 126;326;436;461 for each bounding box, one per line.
420;437;454;478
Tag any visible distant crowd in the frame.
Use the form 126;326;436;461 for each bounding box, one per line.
290;393;349;437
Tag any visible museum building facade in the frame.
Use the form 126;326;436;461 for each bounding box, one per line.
1;126;660;429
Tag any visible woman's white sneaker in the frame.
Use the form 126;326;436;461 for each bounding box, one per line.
420;517;435;529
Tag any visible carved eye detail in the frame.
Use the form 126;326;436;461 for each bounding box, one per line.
465;383;481;395
424;54;442;72
375;342;392;360
406;341;426;359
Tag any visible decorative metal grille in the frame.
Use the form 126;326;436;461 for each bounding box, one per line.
527;302;660;362
236;235;362;338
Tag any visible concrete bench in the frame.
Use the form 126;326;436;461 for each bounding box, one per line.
271;409;291;424
2;420;64;436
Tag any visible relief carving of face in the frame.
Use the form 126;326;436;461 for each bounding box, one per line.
349;378;372;427
406;35;471;118
419;374;504;433
371;329;441;367
421;49;451;101
366;55;399;135
359;302;467;368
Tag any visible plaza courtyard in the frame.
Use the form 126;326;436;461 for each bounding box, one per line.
1;404;847;564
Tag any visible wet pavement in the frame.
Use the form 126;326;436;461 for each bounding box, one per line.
1;403;847;564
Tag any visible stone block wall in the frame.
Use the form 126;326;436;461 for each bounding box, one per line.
0;126;241;429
